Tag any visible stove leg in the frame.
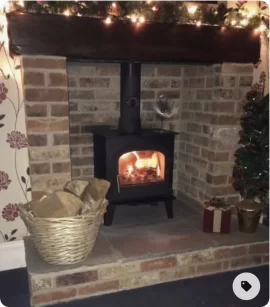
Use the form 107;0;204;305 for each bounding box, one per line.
164;199;173;219
103;203;115;226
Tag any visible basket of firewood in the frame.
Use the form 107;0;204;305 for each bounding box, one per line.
18;178;110;265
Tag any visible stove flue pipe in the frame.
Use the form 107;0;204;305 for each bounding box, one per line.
118;63;141;134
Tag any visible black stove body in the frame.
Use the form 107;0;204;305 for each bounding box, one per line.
91;63;178;226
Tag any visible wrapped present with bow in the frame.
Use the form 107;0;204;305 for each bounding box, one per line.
203;197;233;234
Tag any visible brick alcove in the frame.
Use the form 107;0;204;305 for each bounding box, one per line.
21;55;254;207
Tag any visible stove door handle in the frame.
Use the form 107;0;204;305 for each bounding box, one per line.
117;175;120;193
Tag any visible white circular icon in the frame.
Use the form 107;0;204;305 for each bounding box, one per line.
233;272;261;300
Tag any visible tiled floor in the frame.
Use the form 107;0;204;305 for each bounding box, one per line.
25;200;269;275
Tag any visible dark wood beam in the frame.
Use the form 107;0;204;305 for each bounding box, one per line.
7;12;260;64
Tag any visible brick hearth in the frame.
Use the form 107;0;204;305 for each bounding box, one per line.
25;202;269;307
21;55;254;206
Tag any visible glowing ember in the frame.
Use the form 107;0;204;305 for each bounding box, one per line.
118;150;165;185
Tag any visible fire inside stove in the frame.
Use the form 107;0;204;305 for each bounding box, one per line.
118;150;165;185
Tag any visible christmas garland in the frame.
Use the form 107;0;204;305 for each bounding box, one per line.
7;1;270;37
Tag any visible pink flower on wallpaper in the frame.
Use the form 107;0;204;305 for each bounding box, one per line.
2;204;19;222
6;131;28;149
0;171;12;191
0;82;8;104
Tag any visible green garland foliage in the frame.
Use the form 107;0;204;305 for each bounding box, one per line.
9;1;269;36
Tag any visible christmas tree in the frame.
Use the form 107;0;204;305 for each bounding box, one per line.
232;73;269;211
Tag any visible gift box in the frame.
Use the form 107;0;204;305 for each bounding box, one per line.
203;198;232;233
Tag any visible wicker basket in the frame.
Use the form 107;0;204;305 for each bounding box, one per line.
18;200;108;265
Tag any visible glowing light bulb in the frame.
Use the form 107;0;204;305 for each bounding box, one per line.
139;16;145;23
259;23;267;32
188;6;197;14
152;6;157;12
18;0;24;7
63;10;70;16
196;21;202;27
147;0;152;4
112;2;116;8
231;19;236;26
105;17;112;24
247;9;256;18
240;19;248;26
131;15;137;23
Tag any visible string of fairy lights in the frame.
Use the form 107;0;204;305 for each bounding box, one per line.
0;1;269;37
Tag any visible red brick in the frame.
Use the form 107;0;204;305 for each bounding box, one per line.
30;163;50;175
211;102;235;113
186;144;200;156
24;72;45;86
141;256;177;271
23;58;66;69
214;246;248;260
187;123;202;133
48;73;67;86
196;261;223;274
80;77;110;88
70;125;80;134
70;114;94;123
194;112;213;123
82;167;94;176
56;271;98;287
193;135;209;147
236;100;245;113
53;162;71;173
231;256;261;269
71;168;81;178
32;288;76;305
181;111;194;120
223;261;230;270
28;134;47;146
72;157;93;166
185;164;199;177
68;77;77;87
206;173;228;185
52;133;69;145
191;177;205;190
157;66;182;76
51;104;69;116
70;135;93;145
27;119;69;133
141;90;155;99
25;88;68;102
249;243;269;255
207;185;236;196
157;90;180;99
180;132;192;142
78;280;119;296
211;114;239;125
227;195;240;206
25;104;47;117
201;149;229;162
262;255;269;264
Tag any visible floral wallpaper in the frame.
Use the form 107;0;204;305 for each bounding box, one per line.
0;14;31;243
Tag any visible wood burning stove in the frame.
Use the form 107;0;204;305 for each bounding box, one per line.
91;63;178;226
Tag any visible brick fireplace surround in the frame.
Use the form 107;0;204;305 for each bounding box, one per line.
23;55;253;206
20;56;269;306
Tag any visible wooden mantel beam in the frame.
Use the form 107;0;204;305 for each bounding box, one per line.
7;13;260;63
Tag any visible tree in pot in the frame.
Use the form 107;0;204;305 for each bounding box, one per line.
232;73;269;232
